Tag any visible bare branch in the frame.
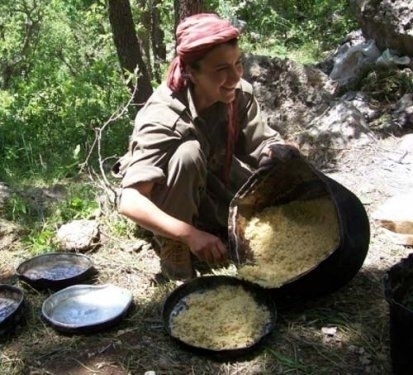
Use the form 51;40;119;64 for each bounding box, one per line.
79;83;138;199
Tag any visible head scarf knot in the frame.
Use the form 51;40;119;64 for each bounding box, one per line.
166;13;240;93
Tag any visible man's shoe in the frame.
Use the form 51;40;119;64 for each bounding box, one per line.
159;239;195;281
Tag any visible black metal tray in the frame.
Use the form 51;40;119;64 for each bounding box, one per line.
162;275;276;361
16;252;97;290
42;284;133;333
0;284;25;335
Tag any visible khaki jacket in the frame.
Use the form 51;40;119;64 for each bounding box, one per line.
113;78;281;188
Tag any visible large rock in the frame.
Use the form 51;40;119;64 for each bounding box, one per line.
56;219;100;252
329;38;381;87
302;99;375;148
243;54;379;166
372;191;413;245
351;0;413;57
0;218;24;250
243;54;336;141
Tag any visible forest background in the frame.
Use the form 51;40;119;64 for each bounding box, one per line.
0;0;355;259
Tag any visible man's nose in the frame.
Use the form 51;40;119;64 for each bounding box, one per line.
228;65;242;83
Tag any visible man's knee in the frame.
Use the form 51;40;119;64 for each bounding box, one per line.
169;140;206;176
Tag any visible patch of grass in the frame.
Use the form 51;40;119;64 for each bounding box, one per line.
1;177;103;257
266;348;314;373
0;231;394;374
241;35;321;65
359;67;413;103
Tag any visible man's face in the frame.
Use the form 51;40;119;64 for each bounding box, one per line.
188;43;243;111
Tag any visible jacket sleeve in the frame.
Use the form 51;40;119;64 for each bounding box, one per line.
112;84;190;188
113;115;183;188
236;82;283;168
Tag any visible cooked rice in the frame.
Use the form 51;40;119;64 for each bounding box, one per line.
237;197;339;288
170;284;271;350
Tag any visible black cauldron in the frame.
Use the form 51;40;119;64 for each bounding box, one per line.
0;284;25;335
228;154;370;303
384;254;413;375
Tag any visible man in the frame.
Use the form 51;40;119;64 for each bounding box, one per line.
113;13;295;280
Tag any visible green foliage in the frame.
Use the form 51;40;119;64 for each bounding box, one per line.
5;192;28;222
358;67;413;103
26;226;56;254
53;185;99;222
0;0;132;183
0;0;358;190
5;181;98;254
213;0;357;61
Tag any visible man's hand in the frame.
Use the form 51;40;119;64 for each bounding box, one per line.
184;228;228;266
259;143;301;167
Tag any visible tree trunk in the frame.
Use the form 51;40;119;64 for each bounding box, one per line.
173;0;205;33
151;0;166;83
136;0;166;84
108;0;153;108
137;0;152;80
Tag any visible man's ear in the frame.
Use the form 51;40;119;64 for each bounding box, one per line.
185;67;197;84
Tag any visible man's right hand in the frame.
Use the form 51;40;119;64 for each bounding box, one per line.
184;228;228;266
259;143;301;167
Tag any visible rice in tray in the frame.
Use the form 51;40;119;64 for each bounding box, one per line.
170;284;271;350
237;197;340;288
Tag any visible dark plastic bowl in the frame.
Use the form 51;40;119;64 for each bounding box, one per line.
16;252;97;290
162;275;277;361
0;284;25;335
42;284;133;334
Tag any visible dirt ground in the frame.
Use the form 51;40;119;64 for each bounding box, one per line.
1;131;412;375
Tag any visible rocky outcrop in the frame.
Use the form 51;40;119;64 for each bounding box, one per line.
243;54;337;140
373;191;413;245
56;219;100;252
351;0;413;57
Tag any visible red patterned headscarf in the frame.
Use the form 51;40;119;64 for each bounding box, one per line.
166;13;240;93
167;13;241;186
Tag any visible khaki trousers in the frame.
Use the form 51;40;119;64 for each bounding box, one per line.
151;138;253;239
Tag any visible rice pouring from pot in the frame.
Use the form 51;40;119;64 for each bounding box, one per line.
237;197;340;288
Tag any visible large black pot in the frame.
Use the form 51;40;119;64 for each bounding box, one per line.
383;254;413;375
228;155;370;303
